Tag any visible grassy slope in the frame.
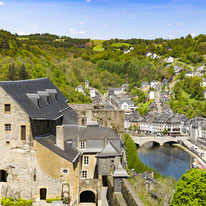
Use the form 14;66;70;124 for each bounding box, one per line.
93;44;105;52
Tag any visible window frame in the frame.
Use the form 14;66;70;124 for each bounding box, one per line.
84;156;89;165
80;141;86;149
4;104;11;113
82;171;87;179
5;124;11;132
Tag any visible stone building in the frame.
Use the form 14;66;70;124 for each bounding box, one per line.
0;78;124;205
0;78;80;204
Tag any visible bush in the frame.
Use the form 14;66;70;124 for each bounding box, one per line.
1;197;6;205
0;197;33;206
46;198;62;203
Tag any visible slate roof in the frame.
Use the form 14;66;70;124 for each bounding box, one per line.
0;78;73;120
113;164;129;177
35;134;79;163
63;125;120;141
96;141;121;157
119;100;134;106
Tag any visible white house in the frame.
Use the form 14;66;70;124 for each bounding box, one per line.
149;91;155;100
202;78;206;87
196;66;205;72
185;71;194;77
167;56;174;63
152;53;158;59
89;88;96;98
75;85;84;93
204;89;206;99
150;80;158;88
146;52;152;57
120;100;136;111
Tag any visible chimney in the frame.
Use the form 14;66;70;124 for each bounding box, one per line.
56;125;64;150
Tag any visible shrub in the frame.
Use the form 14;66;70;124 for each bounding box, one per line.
46;198;62;203
1;197;6;205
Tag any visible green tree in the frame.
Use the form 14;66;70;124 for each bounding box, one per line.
7;64;16;80
170;169;206;206
163;128;168;135
19;64;29;80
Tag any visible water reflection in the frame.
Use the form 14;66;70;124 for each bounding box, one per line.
137;145;193;179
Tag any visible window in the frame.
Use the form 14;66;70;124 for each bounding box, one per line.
80;141;86;149
82;171;87;179
47;96;50;104
21;125;26;140
84;156;89;165
5;124;11;131
4;104;11;112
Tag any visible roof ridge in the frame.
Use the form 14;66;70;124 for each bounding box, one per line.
0;77;48;84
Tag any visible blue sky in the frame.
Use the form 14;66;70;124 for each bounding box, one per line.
0;0;205;39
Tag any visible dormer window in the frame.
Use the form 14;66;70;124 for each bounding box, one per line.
80;141;86;149
4;104;11;113
37;99;40;108
55;93;58;101
47;96;50;104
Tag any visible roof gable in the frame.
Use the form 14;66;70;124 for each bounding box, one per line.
96;141;121;157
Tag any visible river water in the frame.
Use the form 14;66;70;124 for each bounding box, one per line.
137;145;193;179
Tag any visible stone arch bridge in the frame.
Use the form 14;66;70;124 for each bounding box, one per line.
131;136;182;147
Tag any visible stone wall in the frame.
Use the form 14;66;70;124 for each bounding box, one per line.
70;104;125;136
98;157;120;176
121;179;145;206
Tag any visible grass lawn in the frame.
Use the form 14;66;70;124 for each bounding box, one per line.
111;42;130;48
93;44;105;52
17;37;29;40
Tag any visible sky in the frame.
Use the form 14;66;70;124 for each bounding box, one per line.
0;0;206;39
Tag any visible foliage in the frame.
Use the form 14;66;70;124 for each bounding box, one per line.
170;169;206;206
1;197;32;206
124;133;161;178
46;198;62;203
170;77;206;118
93;44;105;52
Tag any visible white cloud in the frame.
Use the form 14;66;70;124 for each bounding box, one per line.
169;35;174;39
176;22;184;26
0;2;4;6
103;24;108;28
191;33;196;38
168;23;173;26
86;0;91;2
78;21;85;25
69;28;85;35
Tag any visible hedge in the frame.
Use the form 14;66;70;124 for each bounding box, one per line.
1;197;32;206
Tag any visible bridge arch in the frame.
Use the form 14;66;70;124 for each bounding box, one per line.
80;190;95;203
163;141;178;146
142;141;160;147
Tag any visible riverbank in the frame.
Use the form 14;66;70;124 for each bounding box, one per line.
174;143;206;168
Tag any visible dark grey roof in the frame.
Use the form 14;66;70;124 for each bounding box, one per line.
96;141;121;157
35;134;79;163
0;78;74;120
64;125;120;141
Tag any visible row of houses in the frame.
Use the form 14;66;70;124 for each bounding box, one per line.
108;84;138;112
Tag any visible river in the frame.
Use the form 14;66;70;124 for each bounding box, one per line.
137;145;193;179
